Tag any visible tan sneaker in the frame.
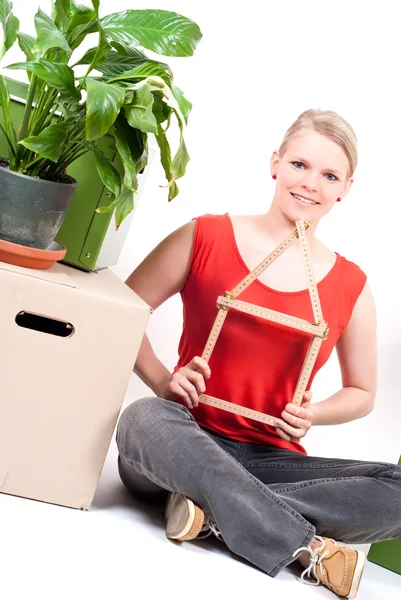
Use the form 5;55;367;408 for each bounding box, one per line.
293;536;366;598
165;492;223;541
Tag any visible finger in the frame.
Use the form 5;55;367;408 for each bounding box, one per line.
186;369;206;395
190;356;211;379
176;375;199;408
304;390;313;401
168;380;193;410
284;404;312;420
275;427;293;442
282;410;311;430
276;419;306;439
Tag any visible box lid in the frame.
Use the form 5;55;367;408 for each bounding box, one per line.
0;261;151;309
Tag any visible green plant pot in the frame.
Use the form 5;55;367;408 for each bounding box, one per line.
367;455;401;575
0;160;77;249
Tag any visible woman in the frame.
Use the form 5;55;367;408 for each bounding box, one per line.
116;110;401;599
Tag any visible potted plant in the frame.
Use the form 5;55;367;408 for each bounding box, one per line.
0;0;201;261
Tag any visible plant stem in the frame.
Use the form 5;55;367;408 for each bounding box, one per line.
0;123;16;158
15;75;38;170
24;155;46;171
31;90;60;137
30;82;48;130
28;158;49;177
50;148;89;177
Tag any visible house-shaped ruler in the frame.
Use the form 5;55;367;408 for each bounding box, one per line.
198;220;329;427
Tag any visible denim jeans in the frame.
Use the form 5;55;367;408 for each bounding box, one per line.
116;397;401;577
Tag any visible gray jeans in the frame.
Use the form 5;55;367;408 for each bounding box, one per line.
116;397;401;577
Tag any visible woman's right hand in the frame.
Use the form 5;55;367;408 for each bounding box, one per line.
158;356;211;410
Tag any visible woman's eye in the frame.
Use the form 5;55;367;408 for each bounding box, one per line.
325;173;338;181
292;161;304;169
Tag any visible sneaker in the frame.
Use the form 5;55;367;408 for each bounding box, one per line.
165;492;223;542
292;536;366;599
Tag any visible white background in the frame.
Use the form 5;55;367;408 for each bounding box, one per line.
4;0;401;462
2;3;401;599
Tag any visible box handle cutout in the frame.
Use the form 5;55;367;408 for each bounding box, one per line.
15;311;75;338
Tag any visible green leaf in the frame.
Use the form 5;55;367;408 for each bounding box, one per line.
151;90;172;125
91;145;121;198
123;84;158;134
5;10;18;53
115;184;134;229
85;78;125;141
74;48;170;79
0;75;16;142
0;0;19;60
107;61;171;86
171;135;190;183
67;4;97;50
0;122;15;161
32;8;72;55
100;9;202;57
171;85;192;125
83;25;110;79
96;199;116;214
70;1;92;15
169;107;190;187
155;124;179;201
112;119;136;192
80;0;108;77
114;114;146;164
110;41;148;57
17;32;36;60
0;74;17;167
0;73;11;128
67;4;95;29
8;60;80;103
110;42;171;72
53;0;71;30
72;46;97;66
18;122;69;162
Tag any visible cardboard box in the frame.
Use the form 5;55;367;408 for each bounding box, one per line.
0;261;151;509
367;455;401;575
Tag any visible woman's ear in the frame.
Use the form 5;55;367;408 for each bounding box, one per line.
270;150;280;177
344;177;354;196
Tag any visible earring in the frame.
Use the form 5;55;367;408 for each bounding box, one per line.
272;174;277;180
336;198;342;202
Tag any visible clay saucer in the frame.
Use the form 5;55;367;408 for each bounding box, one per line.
0;238;66;270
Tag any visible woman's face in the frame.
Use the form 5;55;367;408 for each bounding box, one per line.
270;130;353;223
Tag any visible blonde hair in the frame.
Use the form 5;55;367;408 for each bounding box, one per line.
279;109;358;178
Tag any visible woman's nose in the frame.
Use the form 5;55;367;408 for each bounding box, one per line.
301;172;318;191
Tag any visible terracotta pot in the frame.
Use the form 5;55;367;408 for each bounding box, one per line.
0;238;66;270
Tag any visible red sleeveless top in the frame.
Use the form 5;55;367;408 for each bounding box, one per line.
174;214;367;454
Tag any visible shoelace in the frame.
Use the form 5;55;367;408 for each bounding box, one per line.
197;517;224;541
292;535;338;586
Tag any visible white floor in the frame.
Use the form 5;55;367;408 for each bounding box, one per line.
1;429;400;600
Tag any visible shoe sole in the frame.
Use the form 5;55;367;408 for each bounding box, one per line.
165;493;205;541
347;551;366;599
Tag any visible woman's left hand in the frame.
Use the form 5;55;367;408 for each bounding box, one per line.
276;391;313;442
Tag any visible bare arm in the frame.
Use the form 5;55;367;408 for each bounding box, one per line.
126;220;210;406
126;220;196;311
311;281;378;425
277;281;378;441
125;220;195;394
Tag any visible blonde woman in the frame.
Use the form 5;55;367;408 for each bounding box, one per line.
116;110;400;599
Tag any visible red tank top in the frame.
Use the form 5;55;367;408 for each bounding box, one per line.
174;214;367;454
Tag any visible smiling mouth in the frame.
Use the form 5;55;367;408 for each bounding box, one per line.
291;193;319;205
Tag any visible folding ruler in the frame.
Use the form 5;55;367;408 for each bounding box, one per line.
197;220;329;427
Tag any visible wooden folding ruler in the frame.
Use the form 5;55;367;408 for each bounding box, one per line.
197;220;329;427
